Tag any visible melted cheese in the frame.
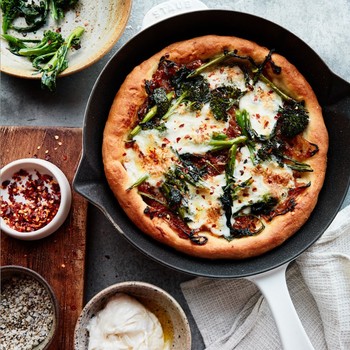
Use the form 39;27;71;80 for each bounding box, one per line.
202;65;247;91
185;174;230;237
163;103;228;155
231;145;294;215
124;130;175;186
239;81;282;137
122;64;300;238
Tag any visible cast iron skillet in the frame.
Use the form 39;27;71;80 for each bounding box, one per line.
73;10;350;349
74;9;350;278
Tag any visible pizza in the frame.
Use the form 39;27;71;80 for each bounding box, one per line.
102;35;328;259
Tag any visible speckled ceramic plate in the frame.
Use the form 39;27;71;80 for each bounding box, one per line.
0;0;132;78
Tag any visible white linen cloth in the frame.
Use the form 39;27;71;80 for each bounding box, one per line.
181;205;350;350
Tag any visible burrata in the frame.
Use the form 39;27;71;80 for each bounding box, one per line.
87;293;170;350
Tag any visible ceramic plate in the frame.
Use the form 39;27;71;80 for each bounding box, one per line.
0;0;132;78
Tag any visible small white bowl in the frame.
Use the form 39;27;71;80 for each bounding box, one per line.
74;281;192;349
0;158;72;240
1;265;59;350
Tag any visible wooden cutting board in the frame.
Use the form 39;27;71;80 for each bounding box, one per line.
1;126;87;350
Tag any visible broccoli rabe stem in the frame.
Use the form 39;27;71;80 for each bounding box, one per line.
208;135;247;151
127;174;149;190
162;91;188;120
187;53;227;78
129;91;175;138
18;32;64;57
253;70;293;102
1;34;40;50
227;144;238;178
39;26;84;91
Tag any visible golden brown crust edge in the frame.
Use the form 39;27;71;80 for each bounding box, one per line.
102;35;328;259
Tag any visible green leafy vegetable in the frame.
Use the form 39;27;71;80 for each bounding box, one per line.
1;29;82;91
1;30;64;57
0;0;78;33
235;109;257;163
186;52;229;78
0;0;49;33
208;134;247;151
255;73;293;101
171;66;210;111
160;169;189;220
256;134;313;172
50;0;78;21
250;194;279;215
127;174;149;191
278;100;309;138
36;26;84;91
129;90;175;138
209;85;244;121
220;181;266;239
0;33;39;53
177;154;207;188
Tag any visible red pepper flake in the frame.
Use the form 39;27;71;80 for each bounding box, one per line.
0;169;61;232
176;137;181;143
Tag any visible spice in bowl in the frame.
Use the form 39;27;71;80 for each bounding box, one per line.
0;266;59;350
0;158;72;240
1;168;61;232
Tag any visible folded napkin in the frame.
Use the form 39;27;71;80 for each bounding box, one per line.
181;205;350;350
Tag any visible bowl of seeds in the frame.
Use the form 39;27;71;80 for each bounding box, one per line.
0;265;59;350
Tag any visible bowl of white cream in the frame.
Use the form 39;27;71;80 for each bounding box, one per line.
74;281;191;350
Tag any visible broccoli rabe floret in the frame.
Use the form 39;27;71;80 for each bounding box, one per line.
171;66;210;110
50;0;79;21
278;100;309;138
36;26;84;91
250;194;279;215
210;86;244;121
0;0;49;33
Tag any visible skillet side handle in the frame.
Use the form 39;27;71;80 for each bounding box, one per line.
247;263;315;350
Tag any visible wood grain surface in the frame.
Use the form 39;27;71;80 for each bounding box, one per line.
1;126;87;350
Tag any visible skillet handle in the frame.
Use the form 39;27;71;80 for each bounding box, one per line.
246;263;315;350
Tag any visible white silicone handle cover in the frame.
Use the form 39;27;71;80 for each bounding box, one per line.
247;263;315;350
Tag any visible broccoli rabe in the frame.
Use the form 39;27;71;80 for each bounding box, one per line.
37;26;84;91
220;182;266;239
0;0;78;33
1;27;84;91
161;169;189;220
1;30;64;57
171;66;210;111
250;194;279;215
210;86;244;121
0;0;49;33
50;0;79;21
129;90;175;138
278;100;309;138
256;133;313;172
208;133;247;151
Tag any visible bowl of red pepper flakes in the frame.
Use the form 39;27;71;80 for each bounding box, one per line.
0;158;72;240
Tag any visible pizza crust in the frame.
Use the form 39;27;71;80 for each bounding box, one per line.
102;35;328;259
